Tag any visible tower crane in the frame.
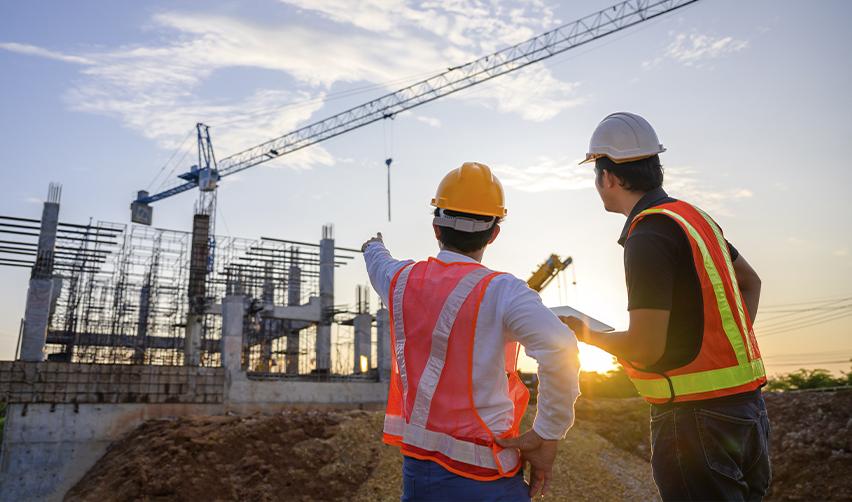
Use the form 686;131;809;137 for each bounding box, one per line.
130;0;699;225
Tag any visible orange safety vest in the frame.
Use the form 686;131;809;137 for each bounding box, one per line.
621;200;766;404
382;258;530;481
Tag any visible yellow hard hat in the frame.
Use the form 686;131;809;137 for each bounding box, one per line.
431;162;507;217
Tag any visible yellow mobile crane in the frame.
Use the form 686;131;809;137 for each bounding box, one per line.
527;254;574;293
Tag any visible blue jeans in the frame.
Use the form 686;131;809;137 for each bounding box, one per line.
401;456;530;502
650;392;772;501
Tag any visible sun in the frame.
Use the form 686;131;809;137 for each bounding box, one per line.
517;343;617;374
578;343;617;374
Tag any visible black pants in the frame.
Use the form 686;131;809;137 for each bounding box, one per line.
650;393;771;501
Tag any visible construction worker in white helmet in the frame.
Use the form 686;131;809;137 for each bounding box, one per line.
362;162;580;501
563;112;771;501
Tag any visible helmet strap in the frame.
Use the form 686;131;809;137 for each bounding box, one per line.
432;208;495;233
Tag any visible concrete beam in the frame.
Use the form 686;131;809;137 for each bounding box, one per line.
45;331;220;353
262;296;321;322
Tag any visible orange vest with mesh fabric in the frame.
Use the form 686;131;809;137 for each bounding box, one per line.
620;200;766;404
382;258;530;481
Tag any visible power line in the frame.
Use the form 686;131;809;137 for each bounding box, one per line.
756;305;852;331
767;360;850;367
759;311;852;337
762;350;852;360
760;295;852;311
757;303;852;329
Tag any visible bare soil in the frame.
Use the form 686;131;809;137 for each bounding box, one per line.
67;390;851;501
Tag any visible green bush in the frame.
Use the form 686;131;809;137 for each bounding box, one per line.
766;367;852;391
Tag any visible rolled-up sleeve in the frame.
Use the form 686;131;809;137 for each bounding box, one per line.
363;241;413;306
501;278;581;440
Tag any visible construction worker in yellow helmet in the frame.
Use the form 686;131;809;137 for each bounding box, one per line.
563;112;771;501
362;162;580;501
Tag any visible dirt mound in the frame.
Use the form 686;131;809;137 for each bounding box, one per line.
68;391;850;501
764;390;852;501
66;409;381;502
68;406;658;502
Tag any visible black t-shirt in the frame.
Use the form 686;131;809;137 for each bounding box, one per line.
620;189;739;373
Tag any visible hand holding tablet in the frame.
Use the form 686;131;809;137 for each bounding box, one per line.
549;305;615;333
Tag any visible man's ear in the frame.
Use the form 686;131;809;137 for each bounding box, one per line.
606;170;627;190
487;224;501;245
433;224;442;241
601;170;615;189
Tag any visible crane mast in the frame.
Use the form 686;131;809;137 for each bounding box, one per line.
130;0;699;224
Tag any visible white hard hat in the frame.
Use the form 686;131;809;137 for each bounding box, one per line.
580;112;666;165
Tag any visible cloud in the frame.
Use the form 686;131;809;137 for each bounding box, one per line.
496;161;753;215
664;166;753;215
464;66;584;121
0;42;93;65
413;115;441;128
644;32;748;68
494;156;592;192
6;1;583;181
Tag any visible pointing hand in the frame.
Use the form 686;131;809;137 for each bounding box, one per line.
361;232;384;252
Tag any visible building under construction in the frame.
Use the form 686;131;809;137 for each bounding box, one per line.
1;183;386;378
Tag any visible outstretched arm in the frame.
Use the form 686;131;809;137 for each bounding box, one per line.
361;232;413;306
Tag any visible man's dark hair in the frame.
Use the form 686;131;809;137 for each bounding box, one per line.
595;155;663;193
434;208;499;253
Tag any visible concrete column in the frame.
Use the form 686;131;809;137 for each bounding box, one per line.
34;197;59;277
353;313;372;374
20;279;53;361
376;307;391;382
316;225;334;373
20;191;60;362
184;314;203;366
185;213;210;366
286;263;301;375
133;284;151;364
221;295;246;374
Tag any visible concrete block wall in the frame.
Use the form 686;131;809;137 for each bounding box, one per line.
0;362;225;405
0;361;387;501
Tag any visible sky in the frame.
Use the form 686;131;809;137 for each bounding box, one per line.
1;0;850;376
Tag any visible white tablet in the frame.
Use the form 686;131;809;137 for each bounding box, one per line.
549;305;616;332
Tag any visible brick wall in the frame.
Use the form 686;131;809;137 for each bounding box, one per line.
0;362;225;405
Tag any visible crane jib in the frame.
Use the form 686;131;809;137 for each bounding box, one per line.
132;0;700;224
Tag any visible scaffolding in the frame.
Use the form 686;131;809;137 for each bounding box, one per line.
2;212;370;375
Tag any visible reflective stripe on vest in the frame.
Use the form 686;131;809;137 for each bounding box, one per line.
627;206;764;401
693;206;757;360
631;358;766;398
385;265;520;473
383;415;518;472
391;264;415;411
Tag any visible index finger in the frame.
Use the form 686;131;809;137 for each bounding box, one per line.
529;467;544;498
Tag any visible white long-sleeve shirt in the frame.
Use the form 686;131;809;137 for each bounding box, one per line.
364;242;581;440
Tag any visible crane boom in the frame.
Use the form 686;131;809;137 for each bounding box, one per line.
132;0;698;218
